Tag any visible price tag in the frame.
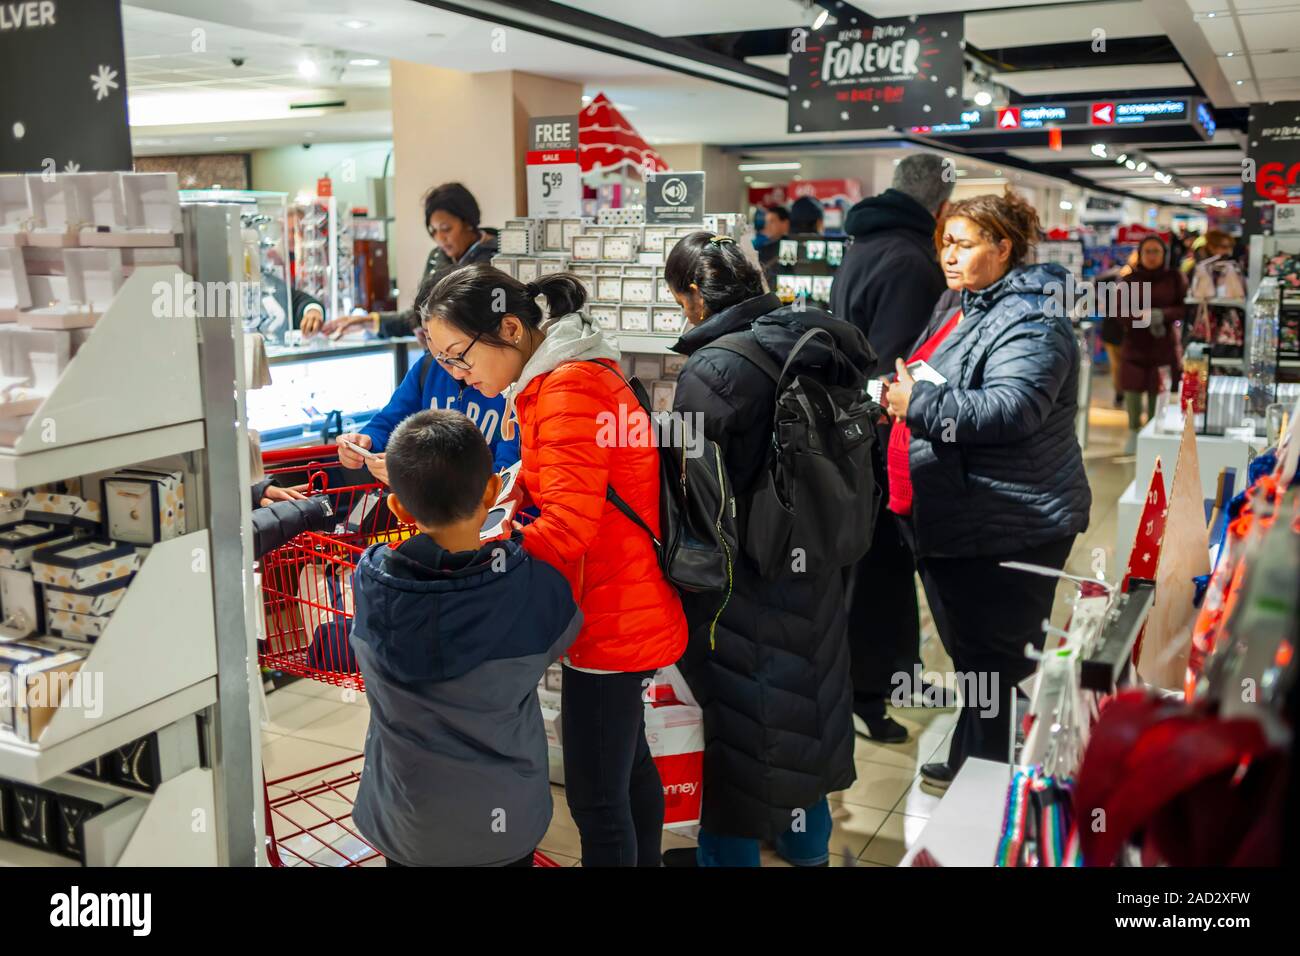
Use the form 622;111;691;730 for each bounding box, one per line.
527;115;581;219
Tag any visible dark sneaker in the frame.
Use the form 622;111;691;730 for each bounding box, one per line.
920;762;955;792
662;847;699;867
853;711;909;744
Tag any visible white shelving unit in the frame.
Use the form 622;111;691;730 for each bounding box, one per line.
612;332;679;356
0;207;262;866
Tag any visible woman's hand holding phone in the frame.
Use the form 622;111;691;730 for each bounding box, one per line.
336;433;373;469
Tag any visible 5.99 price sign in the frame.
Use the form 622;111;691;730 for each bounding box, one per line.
1245;102;1300;236
527;114;581;220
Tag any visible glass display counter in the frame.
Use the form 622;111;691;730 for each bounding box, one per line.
247;337;423;449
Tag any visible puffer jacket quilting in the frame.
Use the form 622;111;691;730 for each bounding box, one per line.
517;356;687;672
905;263;1092;558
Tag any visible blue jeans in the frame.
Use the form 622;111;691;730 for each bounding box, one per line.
696;798;832;867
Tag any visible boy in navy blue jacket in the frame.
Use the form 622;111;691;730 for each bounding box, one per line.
338;353;519;472
351;409;579;867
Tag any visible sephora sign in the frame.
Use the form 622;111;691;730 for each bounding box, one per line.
789;13;964;134
0;0;132;174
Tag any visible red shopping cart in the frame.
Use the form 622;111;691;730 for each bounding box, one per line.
256;444;561;868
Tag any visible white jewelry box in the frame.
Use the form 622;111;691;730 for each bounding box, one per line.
662;354;687;380
48;609;111;641
0;566;45;639
536;257;567;276
31;539;141;591
632;356;661;380
24;176;81;247
101;468;186;545
663;236;680;260
642;227;672;252
652;381;676;412
543;220;565;251
12;647;89;742
0;522;78;570
652;308;685;334
601;235;637;261
562;220;587;247
515;259;539;283
498;228;531;256
589;305;618;331
570;235;602;262
22;492;101;530
595;275;623;302
622;276;654;304
619;307;650;332
44;575;131;616
119;172;182;239
0;247;32;321
0;178;32;248
492;256;516;278
657;278;676;305
20;248;124;330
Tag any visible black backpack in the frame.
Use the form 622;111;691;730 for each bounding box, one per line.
706;327;879;580
591;361;738;622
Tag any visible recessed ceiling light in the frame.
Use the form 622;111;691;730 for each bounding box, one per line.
349;58;380;66
340;19;370;29
1226;51;1234;57
973;90;993;107
812;6;830;30
1236;80;1244;86
298;58;319;78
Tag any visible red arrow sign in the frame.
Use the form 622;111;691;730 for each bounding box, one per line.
997;107;1020;129
1091;102;1115;125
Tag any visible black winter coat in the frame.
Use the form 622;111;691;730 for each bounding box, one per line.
830;189;946;374
670;293;873;841
375;232;499;337
250;479;336;560
905;263;1092;558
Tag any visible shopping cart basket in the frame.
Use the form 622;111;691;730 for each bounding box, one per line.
256;444;562;867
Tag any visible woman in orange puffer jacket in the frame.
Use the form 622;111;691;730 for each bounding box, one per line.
416;263;687;867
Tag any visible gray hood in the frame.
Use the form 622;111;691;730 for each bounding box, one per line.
500;311;620;440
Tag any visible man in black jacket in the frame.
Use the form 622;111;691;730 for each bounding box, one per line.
832;153;954;745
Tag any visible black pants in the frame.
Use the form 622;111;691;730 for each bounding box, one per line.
561;667;664;867
386;852;535;867
847;512;923;719
916;536;1075;772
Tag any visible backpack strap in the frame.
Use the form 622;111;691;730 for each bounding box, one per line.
705;333;782;384
418;353;432;392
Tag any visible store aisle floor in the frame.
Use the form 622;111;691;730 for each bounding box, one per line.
259;373;1134;867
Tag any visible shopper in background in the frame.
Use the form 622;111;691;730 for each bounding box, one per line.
884;190;1091;791
661;232;873;867
324;182;499;338
1117;236;1185;452
831;153;955;745
417;264;687;867
788;195;825;236
756;203;791;288
350;410;581;867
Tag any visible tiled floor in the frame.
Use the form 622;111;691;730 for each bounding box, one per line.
260;373;1134;867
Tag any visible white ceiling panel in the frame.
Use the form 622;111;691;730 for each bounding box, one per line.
1251;50;1300;79
1142;148;1244;163
555;0;806;36
966;2;1161;50
1216;54;1253;80
1196;17;1244;55
858;0;1099;15
1238;14;1300;50
1006;145;1110;162
993;63;1195;94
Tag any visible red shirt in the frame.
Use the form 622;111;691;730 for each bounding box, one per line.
887;310;962;517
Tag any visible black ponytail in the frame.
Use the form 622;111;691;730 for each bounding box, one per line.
415;263;588;348
663;231;765;317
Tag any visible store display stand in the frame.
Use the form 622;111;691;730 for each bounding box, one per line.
0;205;262;866
900;758;1008;867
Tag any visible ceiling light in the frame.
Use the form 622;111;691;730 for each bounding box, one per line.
1236;80;1245;86
340;19;370;29
1136;161;1147;171
1225;51;1234;57
1192;186;1202;194
1116;153;1128;164
1125;160;1136;169
812;4;830;30
297;57;319;79
349;58;380;67
738;161;802;171
1060;200;1073;210
1090;143;1107;158
1181;189;1192;197
973;90;993;107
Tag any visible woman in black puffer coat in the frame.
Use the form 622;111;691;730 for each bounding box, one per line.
883;191;1090;791
663;232;875;867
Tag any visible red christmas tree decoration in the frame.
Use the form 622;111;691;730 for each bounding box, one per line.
1125;458;1168;664
1123;458;1168;593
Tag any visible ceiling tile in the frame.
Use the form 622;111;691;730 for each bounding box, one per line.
993;63;1194;94
1250;50;1300;79
1195;17;1244;54
966;2;1160;50
1216;54;1252;80
1239;14;1300;50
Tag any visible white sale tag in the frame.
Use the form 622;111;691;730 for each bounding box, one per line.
526;162;581;219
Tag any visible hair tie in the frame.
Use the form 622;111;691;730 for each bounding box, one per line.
708;235;735;245
525;281;541;297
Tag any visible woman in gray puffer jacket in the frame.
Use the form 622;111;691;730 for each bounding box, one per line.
882;190;1090;790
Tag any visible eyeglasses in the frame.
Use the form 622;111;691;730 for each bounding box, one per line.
431;331;482;371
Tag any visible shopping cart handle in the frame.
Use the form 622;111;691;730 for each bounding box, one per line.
262;444;341;465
